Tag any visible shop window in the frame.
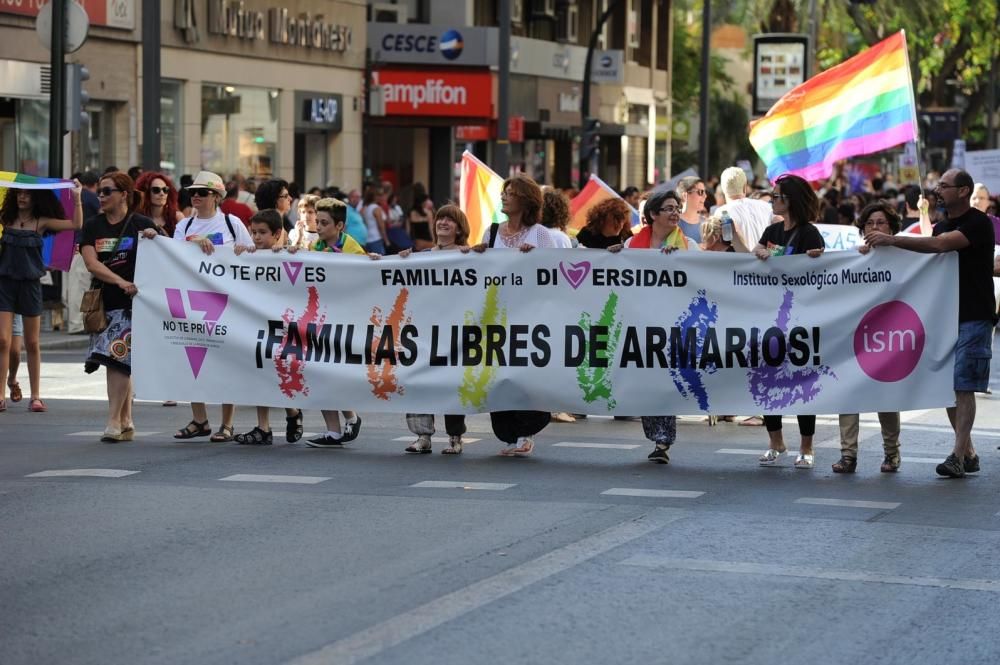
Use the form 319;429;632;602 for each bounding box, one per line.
16;99;48;175
77;101;115;174
160;80;183;176
201;84;279;179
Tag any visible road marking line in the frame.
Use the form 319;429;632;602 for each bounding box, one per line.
553;442;642;450
392;436;482;443
716;448;764;455
284;510;685;665
602;488;704;499
717;449;945;463
26;469;139;478
410;481;515;491
619;556;1000;593
901;457;941;464
220;474;330;485
795;498;900;510
67;431;162;438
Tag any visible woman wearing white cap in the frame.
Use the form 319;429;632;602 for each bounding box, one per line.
142;170;254;442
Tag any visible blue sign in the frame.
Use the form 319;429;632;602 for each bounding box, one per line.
439;29;464;60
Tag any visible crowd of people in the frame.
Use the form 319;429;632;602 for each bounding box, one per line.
0;161;997;480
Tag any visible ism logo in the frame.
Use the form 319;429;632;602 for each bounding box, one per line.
439;29;463;60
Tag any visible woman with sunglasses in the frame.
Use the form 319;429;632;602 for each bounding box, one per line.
135;172;184;238
676;176;708;244
0;182;83;413
80;172;157;442
753;173;825;469
832;201;904;473
143;170;253;442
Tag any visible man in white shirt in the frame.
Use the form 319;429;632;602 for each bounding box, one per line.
174;171;254;249
715;166;776;253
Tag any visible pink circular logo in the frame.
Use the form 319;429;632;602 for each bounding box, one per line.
853;301;925;382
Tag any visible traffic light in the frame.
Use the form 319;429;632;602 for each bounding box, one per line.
582;117;601;164
65;63;90;132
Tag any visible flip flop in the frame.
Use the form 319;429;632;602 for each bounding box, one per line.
8;381;22;402
28;399;47;413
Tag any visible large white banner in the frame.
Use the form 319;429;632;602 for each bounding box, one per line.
133;240;958;416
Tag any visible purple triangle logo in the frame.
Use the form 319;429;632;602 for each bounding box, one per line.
283;261;304;286
184;347;208;379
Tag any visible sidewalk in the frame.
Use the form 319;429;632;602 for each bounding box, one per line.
39;328;90;351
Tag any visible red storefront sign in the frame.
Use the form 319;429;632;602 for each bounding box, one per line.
0;0;135;29
455;116;525;142
372;68;493;118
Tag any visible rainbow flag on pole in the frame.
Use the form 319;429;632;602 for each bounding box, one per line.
459;151;507;245
749;31;918;182
569;174;641;230
0;171;76;271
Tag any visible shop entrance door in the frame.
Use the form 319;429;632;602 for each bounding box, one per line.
294;131;328;191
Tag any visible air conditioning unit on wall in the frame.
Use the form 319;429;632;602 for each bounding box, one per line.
371;3;408;23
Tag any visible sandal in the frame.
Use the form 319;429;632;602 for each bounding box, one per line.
758;448;786;466
511;437;534;457
405;435;432;454
831;456;857;474
174;419;211;439
28;398;47;412
235;426;273;445
121;426;135;442
794;453;815;469
740;416;765;427
442;435;463;455
880;454;901;473
285;409;304;443
210;424;235;442
0;398;6;412
8;381;22;402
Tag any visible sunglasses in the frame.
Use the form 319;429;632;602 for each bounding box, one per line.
97;187;122;197
148;186;169;195
189;188;214;197
655;206;681;214
691;189;706;196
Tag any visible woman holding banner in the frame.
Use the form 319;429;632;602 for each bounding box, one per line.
832;201;903;473
81;172;157;442
753;174;825;469
676;176;707;244
612;188;687;462
577;198;633;250
472;173;553;456
0;182;83;413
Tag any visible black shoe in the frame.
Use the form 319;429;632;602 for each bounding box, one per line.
936;454;966;478
306;434;344;448
647;444;670;464
964;454;980;473
341;415;362;443
235;426;273;445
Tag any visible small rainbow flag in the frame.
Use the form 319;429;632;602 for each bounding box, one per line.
569;174;640;231
459;151;506;244
749;31;917;182
0;171;76;271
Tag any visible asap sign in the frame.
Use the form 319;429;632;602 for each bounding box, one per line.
372;69;493;118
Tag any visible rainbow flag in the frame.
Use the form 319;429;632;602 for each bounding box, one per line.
749;31;917;182
0;171;76;271
569;174;641;230
459;151;506;245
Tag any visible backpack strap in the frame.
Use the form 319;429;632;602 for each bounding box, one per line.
223;214;237;243
488;223;499;248
183;216;195;235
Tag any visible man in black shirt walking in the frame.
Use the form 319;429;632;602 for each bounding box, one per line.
865;169;995;477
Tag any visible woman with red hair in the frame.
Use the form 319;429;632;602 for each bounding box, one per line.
135;172;183;238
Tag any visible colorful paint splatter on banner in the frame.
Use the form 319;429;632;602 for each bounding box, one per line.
670;290;720;411
276;286;327;397
576;293;623;410
747;289;836;409
458;284;506;409
368;289;411;400
0;171;76;271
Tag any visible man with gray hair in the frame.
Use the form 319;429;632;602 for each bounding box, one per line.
715;166;776;253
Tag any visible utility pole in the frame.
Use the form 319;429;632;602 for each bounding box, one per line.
697;0;710;179
494;0;511;177
48;0;66;178
580;0;622;189
141;0;162;171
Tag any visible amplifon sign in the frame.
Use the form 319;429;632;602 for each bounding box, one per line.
372;69;493;118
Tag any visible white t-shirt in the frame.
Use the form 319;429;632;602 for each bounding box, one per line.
481;223;555;249
547;228;574;248
716;198;775;253
288;228;319;249
362;203;382;242
173;210;254;247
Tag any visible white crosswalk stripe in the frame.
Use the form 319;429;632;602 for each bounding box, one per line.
219;474;330;485
410;481;515;490
26;469;139;478
553;442;642;450
602;488;704;498
795;498;900;510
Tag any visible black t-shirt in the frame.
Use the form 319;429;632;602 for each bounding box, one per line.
81;213;156;312
576;227;624;249
758;221;825;256
933;207;996;322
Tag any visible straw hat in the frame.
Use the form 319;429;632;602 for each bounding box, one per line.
186;170;226;196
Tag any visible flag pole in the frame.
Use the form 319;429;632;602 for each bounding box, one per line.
900;30;925;188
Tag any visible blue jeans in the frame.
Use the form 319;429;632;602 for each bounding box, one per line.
954;320;993;392
365;240;386;255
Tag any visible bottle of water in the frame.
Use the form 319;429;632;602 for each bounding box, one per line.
721;211;734;242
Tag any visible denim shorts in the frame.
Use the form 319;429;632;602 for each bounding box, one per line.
12;313;23;337
954;320;993;392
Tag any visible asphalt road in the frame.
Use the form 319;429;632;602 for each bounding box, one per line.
1;348;999;665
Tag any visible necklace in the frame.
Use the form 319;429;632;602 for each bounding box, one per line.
499;223;529;247
437;242;456;250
